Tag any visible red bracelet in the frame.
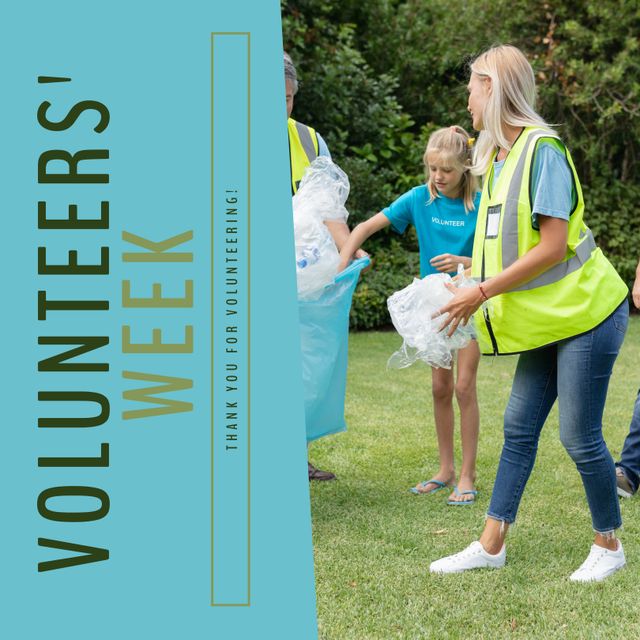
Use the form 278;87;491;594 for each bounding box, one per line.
478;284;489;301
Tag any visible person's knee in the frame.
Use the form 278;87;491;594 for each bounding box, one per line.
560;432;605;463
503;410;536;449
455;378;477;405
432;378;454;402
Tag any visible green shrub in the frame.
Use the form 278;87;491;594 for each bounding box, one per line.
282;0;640;327
349;240;421;330
583;179;640;287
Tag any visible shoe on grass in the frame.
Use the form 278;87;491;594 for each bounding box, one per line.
616;467;635;499
308;461;336;481
569;540;625;582
429;541;505;574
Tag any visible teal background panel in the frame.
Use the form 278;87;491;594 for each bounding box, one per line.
0;1;317;638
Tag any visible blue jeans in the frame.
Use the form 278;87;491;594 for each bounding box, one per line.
617;389;640;493
487;300;629;533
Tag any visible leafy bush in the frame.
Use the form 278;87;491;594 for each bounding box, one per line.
282;0;640;328
583;179;640;287
349;240;421;330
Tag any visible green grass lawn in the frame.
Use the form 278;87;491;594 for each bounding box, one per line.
309;315;640;640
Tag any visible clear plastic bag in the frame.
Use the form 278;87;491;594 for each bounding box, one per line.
387;269;477;369
293;157;350;300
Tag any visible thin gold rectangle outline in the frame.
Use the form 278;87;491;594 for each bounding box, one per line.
211;31;251;608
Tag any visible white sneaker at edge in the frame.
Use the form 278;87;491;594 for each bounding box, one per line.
429;541;506;574
569;540;626;582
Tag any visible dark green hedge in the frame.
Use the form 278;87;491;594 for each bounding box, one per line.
283;0;640;328
349;240;421;331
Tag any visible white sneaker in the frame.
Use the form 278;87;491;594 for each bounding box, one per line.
429;541;506;574
569;541;626;582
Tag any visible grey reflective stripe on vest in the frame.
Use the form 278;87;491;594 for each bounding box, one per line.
500;132;547;269
510;229;597;292
486;129;598;292
295;120;318;163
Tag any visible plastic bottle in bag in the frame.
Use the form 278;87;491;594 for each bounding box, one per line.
296;246;321;269
293;157;350;300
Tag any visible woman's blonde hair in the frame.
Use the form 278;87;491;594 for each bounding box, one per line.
469;44;553;176
424;125;478;213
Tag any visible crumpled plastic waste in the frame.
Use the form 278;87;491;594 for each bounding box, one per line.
387;268;478;369
293;157;350;300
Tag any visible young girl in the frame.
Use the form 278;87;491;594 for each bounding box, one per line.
338;126;481;505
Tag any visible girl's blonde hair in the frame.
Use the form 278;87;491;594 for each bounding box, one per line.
424;125;478;213
469;44;553;176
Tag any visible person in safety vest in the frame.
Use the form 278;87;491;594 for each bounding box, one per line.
615;258;640;498
429;45;629;582
285;51;366;481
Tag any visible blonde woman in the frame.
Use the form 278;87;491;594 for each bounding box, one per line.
429;45;629;581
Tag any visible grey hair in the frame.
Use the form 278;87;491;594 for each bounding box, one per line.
284;52;298;94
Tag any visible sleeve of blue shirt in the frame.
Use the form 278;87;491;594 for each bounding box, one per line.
381;188;416;234
317;132;331;159
530;142;575;229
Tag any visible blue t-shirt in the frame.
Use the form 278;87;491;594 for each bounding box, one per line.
383;187;480;276
491;141;575;229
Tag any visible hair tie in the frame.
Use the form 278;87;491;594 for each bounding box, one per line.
467;137;475;148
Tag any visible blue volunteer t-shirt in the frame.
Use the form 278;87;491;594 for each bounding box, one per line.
491;141;575;229
382;186;480;276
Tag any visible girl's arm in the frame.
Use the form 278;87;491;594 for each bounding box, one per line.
337;212;391;271
438;215;568;335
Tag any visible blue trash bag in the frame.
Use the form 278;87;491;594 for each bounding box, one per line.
298;257;370;443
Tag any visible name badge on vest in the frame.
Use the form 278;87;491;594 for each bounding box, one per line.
485;204;502;239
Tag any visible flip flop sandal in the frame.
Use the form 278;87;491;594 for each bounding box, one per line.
409;479;448;496
447;486;478;505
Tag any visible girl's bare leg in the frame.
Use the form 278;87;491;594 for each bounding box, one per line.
414;367;456;492
449;341;481;502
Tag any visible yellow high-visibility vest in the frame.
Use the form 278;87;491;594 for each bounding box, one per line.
288;117;319;194
471;127;627;355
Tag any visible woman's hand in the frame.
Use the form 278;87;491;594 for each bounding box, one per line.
633;273;640;310
436;284;485;337
430;253;471;273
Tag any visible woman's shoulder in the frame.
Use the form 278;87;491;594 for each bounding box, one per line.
530;130;568;156
533;139;572;172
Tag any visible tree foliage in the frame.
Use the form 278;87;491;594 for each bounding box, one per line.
282;0;640;329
